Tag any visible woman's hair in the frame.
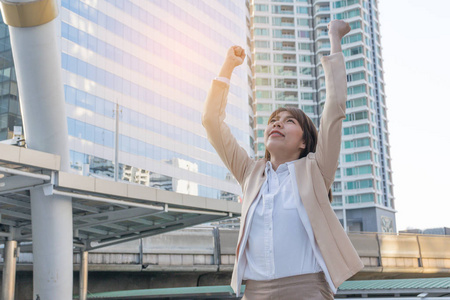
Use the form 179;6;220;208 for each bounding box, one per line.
263;107;333;203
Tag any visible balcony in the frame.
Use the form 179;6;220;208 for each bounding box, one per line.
273;29;295;39
273;41;295;51
272;5;294;15
274;66;297;76
275;79;298;89
275;91;298;102
274;54;296;64
273;17;295;27
316;41;330;50
314;5;330;16
317;17;330;24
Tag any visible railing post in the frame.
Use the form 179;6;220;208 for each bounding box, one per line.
1;240;17;300
213;227;221;267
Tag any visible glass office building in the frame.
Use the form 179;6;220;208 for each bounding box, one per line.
61;0;254;200
0;17;21;141
0;0;254;201
252;0;395;232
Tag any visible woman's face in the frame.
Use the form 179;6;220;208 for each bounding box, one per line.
264;111;305;158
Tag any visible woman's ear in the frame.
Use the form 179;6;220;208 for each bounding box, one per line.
299;139;306;150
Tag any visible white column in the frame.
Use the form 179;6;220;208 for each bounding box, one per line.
0;1;73;298
1;240;17;300
7;20;69;170
79;251;88;300
30;188;73;299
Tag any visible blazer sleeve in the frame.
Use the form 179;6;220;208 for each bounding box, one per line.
315;52;347;190
202;80;254;185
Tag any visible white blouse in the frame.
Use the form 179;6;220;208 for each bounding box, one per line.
243;161;322;280
237;161;336;293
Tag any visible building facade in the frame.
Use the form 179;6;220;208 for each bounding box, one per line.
0;18;21;141
58;0;254;201
251;0;395;232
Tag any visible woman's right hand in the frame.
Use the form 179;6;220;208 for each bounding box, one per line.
225;46;246;68
219;46;246;79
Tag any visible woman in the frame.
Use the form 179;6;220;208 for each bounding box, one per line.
202;20;364;299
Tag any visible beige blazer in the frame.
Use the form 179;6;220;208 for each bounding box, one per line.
202;53;364;294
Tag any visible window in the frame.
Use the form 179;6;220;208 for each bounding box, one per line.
254;16;269;23
347;71;365;82
257;129;265;137
333;0;360;9
254;28;269;36
255;4;269;11
344;151;371;162
349;20;362;30
274;66;296;75
343;124;369;135
255;65;271;73
257;116;270;124
347;84;366;95
256;91;272;99
335;168;341;179
300;80;313;88
273;29;295;38
297;30;311;38
301;92;313;100
299;55;312;63
297;18;309;26
272;5;294;14
298;42;312;51
342;33;363;45
257;103;273;111
255;53;270;61
346;58;364;69
272;17;295;26
344;137;370;149
299;67;312;75
301;105;314;113
273;41;295;51
255;41;270;48
334;8;360;19
346;97;367;108
255;78;271;86
346;193;374;204
332;182;342;192
296;6;309;14
345;165;372;176
343;46;363;57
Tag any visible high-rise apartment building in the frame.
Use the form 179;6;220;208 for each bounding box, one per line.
0;0;254;202
251;0;395;232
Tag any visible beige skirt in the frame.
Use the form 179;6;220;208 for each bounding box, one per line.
241;272;334;300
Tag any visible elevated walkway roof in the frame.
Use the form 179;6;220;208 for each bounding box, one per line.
0;143;241;250
81;277;450;299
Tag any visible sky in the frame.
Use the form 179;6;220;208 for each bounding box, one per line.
377;0;450;231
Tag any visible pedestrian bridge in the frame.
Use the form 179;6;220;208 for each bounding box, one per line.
15;226;450;279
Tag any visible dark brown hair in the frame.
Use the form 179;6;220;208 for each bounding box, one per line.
264;107;333;203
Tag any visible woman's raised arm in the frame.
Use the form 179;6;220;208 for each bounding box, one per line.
202;46;254;185
315;20;351;190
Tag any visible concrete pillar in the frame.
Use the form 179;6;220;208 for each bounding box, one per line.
1;240;17;300
31;188;73;299
79;251;88;300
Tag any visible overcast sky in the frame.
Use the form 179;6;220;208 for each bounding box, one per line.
378;0;450;230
